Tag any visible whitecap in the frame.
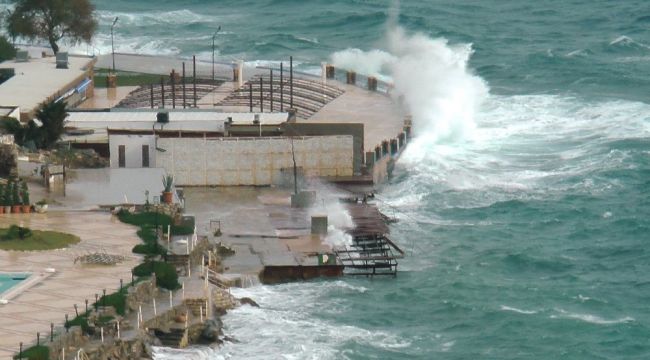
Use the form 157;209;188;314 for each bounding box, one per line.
552;308;634;325
500;305;538;315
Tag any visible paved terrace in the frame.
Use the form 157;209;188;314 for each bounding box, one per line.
183;187;331;280
304;81;406;152
93;54;406;152
0;212;141;359
0;55;95;117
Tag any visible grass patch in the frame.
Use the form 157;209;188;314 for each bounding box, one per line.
133;261;180;291
13;345;49;360
65;314;89;332
97;289;127;316
93;68;166;88
0;226;80;251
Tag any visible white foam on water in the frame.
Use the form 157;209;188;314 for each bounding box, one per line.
500;305;539;315
153;282;406;359
393;94;650;210
551;308;634;325
331;13;488;143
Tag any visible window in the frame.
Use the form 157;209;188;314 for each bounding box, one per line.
118;145;125;168
142;145;150;167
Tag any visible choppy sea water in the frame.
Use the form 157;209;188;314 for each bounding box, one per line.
5;0;650;358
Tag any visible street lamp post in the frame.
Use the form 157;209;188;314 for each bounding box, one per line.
111;17;119;73
212;26;221;82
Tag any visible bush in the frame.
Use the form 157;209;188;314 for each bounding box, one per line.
132;242;167;256
0;35;16;63
132;261;180;291
13;345;49;360
98;290;127;315
118;210;192;236
3;225;32;240
65;314;89;332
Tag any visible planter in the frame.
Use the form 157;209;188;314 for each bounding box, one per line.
22;205;31;214
34;204;48;214
162;191;173;204
11;205;22;213
0;207;4;214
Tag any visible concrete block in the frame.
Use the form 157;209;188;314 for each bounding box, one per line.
291;191;316;208
311;216;328;235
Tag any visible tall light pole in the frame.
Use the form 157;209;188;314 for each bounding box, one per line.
111;17;119;73
212;26;221;82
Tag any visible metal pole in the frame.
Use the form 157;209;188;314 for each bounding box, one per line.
270;69;274;112
182;62;186;108
280;62;284;111
290;56;293;109
150;84;154;109
260;76;264;112
171;70;176;109
111;17;119;73
161;77;165;108
193;55;197;107
211;27;221;83
249;82;253;112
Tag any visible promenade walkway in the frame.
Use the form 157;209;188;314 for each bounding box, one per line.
0;212;141;359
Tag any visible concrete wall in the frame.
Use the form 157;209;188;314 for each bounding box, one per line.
109;134;156;168
282;123;364;175
156;136;354;186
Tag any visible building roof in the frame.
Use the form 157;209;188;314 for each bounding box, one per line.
67;110;289;126
62;110;289;143
0;106;18;117
0;55;95;116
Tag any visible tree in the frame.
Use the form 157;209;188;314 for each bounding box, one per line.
5;0;97;54
0;101;68;149
0;36;16;62
35;101;68;149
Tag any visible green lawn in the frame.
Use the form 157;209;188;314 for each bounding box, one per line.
93;68;164;88
13;345;48;360
0;228;80;251
93;68;198;88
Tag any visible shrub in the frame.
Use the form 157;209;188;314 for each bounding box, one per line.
132;261;180;290
65;314;89;332
3;224;32;240
98;290;127;315
0;35;16;63
13;345;49;360
132;242;167;256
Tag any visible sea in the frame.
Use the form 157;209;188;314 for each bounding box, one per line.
8;0;650;358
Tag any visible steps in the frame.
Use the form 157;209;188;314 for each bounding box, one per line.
154;327;187;348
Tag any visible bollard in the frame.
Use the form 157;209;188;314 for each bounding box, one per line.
50;323;54;342
182;282;185;300
117;321;120;339
65;314;69;333
200;305;203;323
36;332;40;346
101;327;104;343
153;298;157;316
326;64;335;79
120;279;123;292
368;76;378;91
346;71;356;85
169;290;173;307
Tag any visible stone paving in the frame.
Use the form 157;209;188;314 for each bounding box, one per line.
0;212;141;359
